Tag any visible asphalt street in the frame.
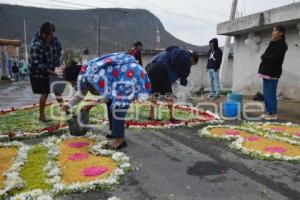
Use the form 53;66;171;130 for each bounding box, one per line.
0;81;299;200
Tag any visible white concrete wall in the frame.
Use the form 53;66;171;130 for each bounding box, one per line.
142;54;233;92
232;28;300;99
218;2;300;36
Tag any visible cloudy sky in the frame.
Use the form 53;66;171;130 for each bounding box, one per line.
0;0;299;45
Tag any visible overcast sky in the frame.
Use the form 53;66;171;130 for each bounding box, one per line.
1;0;299;46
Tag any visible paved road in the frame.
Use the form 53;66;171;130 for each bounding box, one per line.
1;81;300;200
0;81;56;109
57;126;299;200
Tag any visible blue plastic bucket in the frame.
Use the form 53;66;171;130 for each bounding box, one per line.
224;101;239;117
227;93;243;102
227;93;243;109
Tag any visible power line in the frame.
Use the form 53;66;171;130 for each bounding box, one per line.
180;0;228;17
2;0;86;10
139;0;219;24
49;0;94;8
49;0;127;14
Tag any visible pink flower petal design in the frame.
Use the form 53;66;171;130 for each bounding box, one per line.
225;130;241;136
246;136;260;142
264;146;287;154
69;142;90;148
271;127;286;132
294;132;300;137
83;166;108;177
68;153;89;161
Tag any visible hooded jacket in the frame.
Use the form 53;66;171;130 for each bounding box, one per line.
207;38;223;71
258;38;288;78
29;32;62;79
149;46;192;86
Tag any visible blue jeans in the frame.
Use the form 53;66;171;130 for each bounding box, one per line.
106;100;129;138
263;79;279;114
207;69;220;97
14;73;19;81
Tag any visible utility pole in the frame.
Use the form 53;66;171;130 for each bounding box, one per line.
219;0;238;88
24;19;28;64
156;25;161;50
96;15;101;56
2;47;8;78
0;48;6;78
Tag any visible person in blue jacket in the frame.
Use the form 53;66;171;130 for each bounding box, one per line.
62;52;151;150
145;46;199;121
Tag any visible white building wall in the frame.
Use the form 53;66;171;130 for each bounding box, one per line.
232;29;300;99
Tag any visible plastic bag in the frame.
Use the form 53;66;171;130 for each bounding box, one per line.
171;80;193;103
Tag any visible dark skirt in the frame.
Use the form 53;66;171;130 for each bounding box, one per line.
30;76;50;94
30;75;66;95
145;63;172;95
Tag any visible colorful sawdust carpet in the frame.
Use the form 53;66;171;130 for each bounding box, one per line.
0;101;219;140
200;123;300;161
0;133;130;199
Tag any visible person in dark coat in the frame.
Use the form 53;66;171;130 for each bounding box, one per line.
29;22;63;122
258;25;288;120
145;46;199;121
207;38;223;99
129;41;143;66
12;61;19;82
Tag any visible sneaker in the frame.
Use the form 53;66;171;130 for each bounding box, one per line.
264;114;278;121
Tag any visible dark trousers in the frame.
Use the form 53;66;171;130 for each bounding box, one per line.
106;100;129;138
263;79;279;114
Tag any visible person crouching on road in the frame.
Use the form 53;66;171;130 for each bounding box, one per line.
145;46;199;121
62;52;151;150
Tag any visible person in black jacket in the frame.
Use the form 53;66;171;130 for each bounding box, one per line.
207;38;223;99
12;61;19;82
146;46;199;121
258;25;288;120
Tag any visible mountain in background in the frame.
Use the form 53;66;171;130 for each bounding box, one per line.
0;4;209;55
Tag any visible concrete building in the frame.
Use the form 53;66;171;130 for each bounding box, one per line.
142;49;234;92
217;2;300;99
